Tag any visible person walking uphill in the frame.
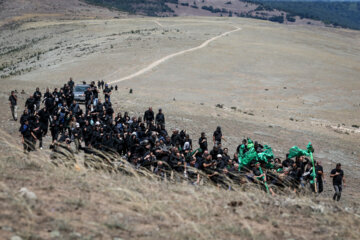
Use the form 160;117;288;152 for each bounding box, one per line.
9;91;18;121
330;163;346;201
213;126;226;146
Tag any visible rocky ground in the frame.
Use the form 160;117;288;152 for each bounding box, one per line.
0;16;360;239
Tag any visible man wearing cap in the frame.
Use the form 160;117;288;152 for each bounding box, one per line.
216;154;226;170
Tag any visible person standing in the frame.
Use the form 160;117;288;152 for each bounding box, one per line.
315;160;324;193
213;126;226;146
155;108;165;128
19;119;36;152
103;84;112;102
9;91;18;121
144;107;154;126
33;87;42;111
68;77;75;90
198;132;208;152
330;163;346;201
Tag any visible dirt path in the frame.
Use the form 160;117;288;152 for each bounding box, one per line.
107;26;242;84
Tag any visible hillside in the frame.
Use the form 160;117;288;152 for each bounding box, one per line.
0;0;123;24
0;15;360;239
251;1;360;30
82;0;360;29
0;130;359;239
1;0;359;29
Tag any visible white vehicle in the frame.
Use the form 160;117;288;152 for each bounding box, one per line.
73;84;90;102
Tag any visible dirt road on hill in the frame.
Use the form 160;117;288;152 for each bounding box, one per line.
107;26;242;84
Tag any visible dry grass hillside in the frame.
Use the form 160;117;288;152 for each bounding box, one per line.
0;12;360;240
0;129;359;240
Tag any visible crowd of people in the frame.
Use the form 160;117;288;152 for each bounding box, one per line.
9;78;346;200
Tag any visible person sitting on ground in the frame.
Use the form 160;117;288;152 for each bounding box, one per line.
252;162;276;196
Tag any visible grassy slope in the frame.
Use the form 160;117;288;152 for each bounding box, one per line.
0;130;359;240
83;0;178;16
84;0;360;30
247;1;360;29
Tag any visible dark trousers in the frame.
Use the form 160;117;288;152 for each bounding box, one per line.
317;179;323;193
333;185;342;201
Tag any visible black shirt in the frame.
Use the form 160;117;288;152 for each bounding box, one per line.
331;169;344;185
144;110;154;122
198;137;208;151
315;165;323;181
103;88;111;96
33;91;42;102
156;113;165;124
213;130;222;142
9;95;17;106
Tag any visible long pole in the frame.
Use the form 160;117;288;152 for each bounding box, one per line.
309;151;318;193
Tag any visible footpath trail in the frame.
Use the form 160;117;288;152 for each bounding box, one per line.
107;26;242;84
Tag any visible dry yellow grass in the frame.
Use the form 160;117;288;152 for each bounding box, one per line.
0;130;359;240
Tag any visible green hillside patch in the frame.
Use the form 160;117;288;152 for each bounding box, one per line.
250;1;360;30
83;0;178;16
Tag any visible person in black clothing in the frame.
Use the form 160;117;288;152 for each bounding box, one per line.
38;107;50;136
9;91;17;121
170;129;181;147
25;95;36;114
315;160;324;193
19;119;36;152
44;88;52;99
32;117;43;149
33;87;42;111
330;163;346;201
296;156;309;187
103;84;111;102
115;85;118;91
101;80;104;89
68;77;75;90
84;87;93;107
222;148;230;162
252;162;276;196
143;107;154;126
50;115;60;143
198;132;208;152
210;145;223;160
155;108;165;128
213;126;226;146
